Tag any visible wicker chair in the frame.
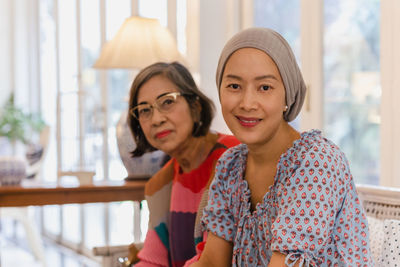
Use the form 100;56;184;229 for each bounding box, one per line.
94;184;400;266
356;183;400;220
356;183;400;266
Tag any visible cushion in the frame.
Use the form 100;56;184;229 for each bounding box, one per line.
367;216;384;265
367;216;400;267
381;219;400;266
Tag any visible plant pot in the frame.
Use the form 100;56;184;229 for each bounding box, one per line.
0;156;27;185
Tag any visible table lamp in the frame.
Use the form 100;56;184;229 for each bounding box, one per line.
94;16;183;68
93;16;183;179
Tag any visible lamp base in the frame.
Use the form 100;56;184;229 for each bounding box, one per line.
116;110;166;179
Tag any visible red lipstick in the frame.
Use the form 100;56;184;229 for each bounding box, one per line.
236;116;260;128
155;130;171;139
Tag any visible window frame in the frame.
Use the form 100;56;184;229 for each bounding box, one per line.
238;0;399;186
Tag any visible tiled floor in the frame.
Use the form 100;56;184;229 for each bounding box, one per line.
0;201;147;267
0;235;101;267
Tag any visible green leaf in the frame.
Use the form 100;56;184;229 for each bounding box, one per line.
0;93;45;144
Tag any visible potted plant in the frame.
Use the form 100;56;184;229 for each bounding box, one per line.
0;93;45;148
0;93;46;184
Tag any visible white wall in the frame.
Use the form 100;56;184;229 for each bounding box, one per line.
0;0;39;110
0;0;12;107
380;0;400;187
198;0;230;134
13;0;30;109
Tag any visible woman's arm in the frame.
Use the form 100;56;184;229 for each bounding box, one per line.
190;232;233;267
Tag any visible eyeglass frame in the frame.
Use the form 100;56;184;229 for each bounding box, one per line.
129;92;191;121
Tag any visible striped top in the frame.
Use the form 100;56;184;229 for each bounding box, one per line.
136;133;240;267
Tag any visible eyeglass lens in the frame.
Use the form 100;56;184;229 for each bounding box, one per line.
134;93;180;120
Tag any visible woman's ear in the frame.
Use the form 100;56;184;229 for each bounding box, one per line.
190;98;204;136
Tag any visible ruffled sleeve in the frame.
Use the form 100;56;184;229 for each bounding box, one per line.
270;143;346;265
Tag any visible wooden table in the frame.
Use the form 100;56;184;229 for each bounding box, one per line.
0;180;147;207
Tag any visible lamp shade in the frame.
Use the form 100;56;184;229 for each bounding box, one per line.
93;16;183;69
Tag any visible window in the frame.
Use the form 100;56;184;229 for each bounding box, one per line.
253;0;301;57
253;0;381;185
35;0;188;256
323;0;380;184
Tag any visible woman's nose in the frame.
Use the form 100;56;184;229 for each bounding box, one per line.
239;88;258;110
150;107;166;125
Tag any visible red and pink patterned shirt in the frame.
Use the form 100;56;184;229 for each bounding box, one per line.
136;133;240;267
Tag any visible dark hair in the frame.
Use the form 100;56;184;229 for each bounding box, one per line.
128;62;215;157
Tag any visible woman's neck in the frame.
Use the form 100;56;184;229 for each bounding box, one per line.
247;122;300;167
244;123;301;209
172;132;218;173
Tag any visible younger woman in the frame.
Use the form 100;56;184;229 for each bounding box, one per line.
192;28;372;266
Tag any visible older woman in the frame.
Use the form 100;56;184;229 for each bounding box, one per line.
127;62;239;267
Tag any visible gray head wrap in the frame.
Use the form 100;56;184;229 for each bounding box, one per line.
216;27;306;122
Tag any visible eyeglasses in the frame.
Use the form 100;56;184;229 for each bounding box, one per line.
130;92;185;121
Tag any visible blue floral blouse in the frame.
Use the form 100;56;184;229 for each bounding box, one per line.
202;130;373;266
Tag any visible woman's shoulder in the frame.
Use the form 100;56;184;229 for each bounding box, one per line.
209;144;247;196
215;143;247;176
285;129;352;187
296;129;347;161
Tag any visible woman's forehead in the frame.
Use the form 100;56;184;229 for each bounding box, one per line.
137;75;178;102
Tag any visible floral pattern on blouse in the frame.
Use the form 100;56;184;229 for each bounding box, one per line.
202;130;373;267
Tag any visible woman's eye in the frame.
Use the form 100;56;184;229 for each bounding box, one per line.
161;98;174;107
228;84;240;90
139;107;151;115
260;85;271;91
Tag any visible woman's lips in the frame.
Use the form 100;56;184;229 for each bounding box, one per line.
155;130;172;139
236;116;261;127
